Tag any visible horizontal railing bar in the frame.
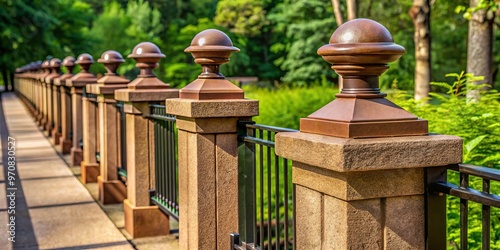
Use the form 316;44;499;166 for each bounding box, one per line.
149;104;166;108
151;196;179;221
240;135;275;148
118;168;127;178
448;164;500;182
245;123;298;133
430;182;500;208
147;114;177;122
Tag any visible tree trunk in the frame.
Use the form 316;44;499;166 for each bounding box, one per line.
410;0;431;101
1;68;8;92
9;71;15;92
347;0;357;20
331;0;344;26
466;0;494;101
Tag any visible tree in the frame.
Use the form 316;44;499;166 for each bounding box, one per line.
410;0;431;101
461;0;497;100
0;0;94;90
270;0;335;86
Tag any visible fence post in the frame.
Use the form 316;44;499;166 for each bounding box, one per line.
165;29;259;250
38;60;51;127
66;54;97;166
45;58;62;141
44;59;59;136
55;57;76;154
275;19;462;249
115;42;179;237
87;50;129;198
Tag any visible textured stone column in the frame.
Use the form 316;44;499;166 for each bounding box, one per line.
275;19;463;250
51;58;72;146
66;54;97;166
166;29;259;250
88;50;130;200
115;43;178;238
45;58;62;139
80;90;99;183
38;61;50;126
56;57;76;153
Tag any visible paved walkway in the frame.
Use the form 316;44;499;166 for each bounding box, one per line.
0;92;134;249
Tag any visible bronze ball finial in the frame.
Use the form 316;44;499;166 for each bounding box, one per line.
128;42;165;78
300;18;427;138
98;50;126;75
318;18;405;97
62;56;76;74
75;53;94;73
180;29;243;100
126;42;170;89
185;29;240;79
49;58;62;71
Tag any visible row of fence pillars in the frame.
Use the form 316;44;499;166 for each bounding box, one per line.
14;19;462;249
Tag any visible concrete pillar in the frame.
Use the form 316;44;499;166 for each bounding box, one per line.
66;53;97;165
274;19;463;250
165;29;259;250
45;58;62;139
87;50;130;198
38;61;50;126
115;43;178;238
80;91;99;183
54;57;76;153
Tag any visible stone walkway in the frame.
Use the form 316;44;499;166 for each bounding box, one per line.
0;92;134;249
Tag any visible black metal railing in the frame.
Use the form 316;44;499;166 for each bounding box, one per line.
148;104;179;220
428;163;500;250
65;86;73;141
116;101;127;182
233;122;297;250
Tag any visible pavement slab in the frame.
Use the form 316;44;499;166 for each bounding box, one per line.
0;92;134;250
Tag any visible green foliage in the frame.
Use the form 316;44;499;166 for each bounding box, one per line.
244;85;338;129
215;0;268;37
89;0;163;78
391;71;500;249
268;0;336;86
455;0;498;20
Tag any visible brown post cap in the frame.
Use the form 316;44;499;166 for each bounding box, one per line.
126;42;170;89
300;18;428;138
66;53;97;87
180;29;244;100
95;50;129;86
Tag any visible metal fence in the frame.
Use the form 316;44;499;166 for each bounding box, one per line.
148;104;179;220
233;122;297;250
116;101;127;182
428;163;500;250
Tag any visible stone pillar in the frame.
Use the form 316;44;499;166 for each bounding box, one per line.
87;50;130;189
55;57;76;154
115;42;178;237
45;58;62;139
80;88;99;183
166;29;259;250
38;61;50;126
66;54;97;165
275;19;463;250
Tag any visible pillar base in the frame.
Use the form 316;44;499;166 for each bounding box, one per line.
52;130;61;145
97;176;127;204
80;162;100;183
60;138;72;154
45;124;53;136
124;199;170;238
70;147;83;166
